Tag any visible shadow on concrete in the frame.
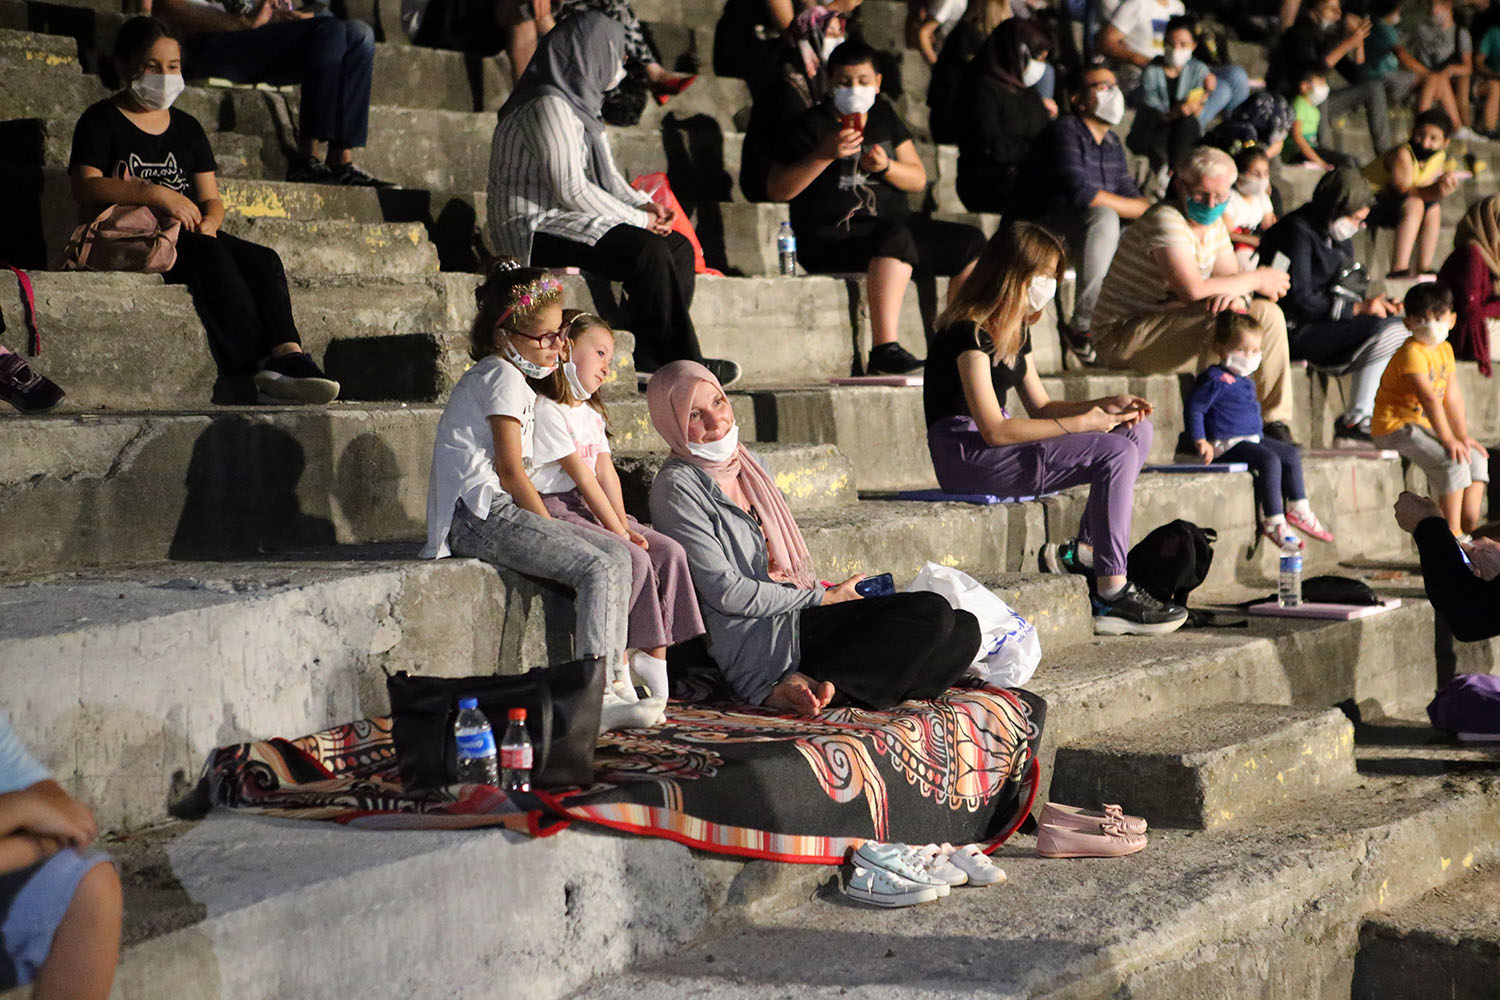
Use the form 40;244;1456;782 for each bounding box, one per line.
660;112;735;274
168;419;335;559
334;431;426;542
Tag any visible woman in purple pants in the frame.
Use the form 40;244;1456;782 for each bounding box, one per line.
922;222;1188;637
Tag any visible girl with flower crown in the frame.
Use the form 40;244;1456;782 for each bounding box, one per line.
528;311;706;712
421;259;634;703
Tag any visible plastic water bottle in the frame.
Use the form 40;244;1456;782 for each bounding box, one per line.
499;707;533;793
776;221;797;276
453;697;499;786
1278;535;1303;608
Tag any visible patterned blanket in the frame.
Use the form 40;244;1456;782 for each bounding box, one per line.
209;680;1045;864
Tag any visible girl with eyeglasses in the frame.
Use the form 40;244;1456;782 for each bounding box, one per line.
421;258;634;708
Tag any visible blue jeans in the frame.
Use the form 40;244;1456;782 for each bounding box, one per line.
184;15;375;148
1219;437;1306;517
1198;64;1249;128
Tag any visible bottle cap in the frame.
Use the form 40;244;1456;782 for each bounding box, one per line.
458;697;478;710
508;707;526;721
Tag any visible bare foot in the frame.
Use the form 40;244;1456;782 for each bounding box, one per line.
765;672;836;717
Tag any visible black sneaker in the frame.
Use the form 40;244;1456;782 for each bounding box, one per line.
867;342;924;375
702;357;743;388
0;353;64;413
330;162;394;188
254;351;341;404
286;157;334;184
1059;323;1098;366
1039;540;1091;577
1332;415;1374;448
1262;420;1298;447
1091;582;1189;636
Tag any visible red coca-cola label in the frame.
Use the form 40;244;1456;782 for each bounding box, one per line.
501;746;533;769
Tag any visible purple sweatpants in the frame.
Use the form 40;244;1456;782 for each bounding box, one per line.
927;415;1154;578
541;489;707;650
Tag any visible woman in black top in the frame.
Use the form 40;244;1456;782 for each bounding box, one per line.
69;17;338;404
955;19;1053;214
924;222;1186;636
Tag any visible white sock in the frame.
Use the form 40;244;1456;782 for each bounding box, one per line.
612;653;639;704
629;650;670;700
1287;498;1312;518
1074;541;1095;569
1098;580;1127;601
1265;513;1287;528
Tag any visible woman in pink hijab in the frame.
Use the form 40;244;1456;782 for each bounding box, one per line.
646;361;981;716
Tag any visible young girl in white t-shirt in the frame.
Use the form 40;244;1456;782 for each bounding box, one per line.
421;260;634;701
530;312;706;705
1225;146;1278;270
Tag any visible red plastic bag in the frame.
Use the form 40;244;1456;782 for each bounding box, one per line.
631;172;722;277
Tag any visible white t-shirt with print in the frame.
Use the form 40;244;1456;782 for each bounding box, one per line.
421;355;537;559
531;395;612;495
1108;0;1185;60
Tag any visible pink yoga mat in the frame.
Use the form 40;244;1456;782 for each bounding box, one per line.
1246;597;1402;619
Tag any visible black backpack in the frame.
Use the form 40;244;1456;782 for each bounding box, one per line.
1127;519;1217;606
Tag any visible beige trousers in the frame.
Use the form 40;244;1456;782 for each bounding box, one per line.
1092;298;1294;426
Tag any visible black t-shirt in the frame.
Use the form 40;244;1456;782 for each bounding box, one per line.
923;320;1031;427
68;99;217;197
775;96;914;232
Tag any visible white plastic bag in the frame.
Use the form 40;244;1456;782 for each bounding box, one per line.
906;561;1041;688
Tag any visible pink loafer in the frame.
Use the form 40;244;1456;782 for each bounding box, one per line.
1036;818;1148;859
1041;801;1148;835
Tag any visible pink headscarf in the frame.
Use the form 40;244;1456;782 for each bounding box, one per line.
646;361;817;590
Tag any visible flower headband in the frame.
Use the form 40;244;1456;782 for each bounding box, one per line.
485;260;564;325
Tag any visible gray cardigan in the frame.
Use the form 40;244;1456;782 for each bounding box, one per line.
648;455;823;704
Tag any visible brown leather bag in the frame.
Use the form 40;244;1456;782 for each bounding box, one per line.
63;204;180;273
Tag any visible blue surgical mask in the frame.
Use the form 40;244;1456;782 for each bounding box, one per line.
1184;196;1229;225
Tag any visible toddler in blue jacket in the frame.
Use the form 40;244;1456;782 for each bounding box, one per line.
1186;312;1334;546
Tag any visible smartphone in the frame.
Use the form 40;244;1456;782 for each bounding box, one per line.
840;112;864;135
1271;252;1291;273
854;573;895;598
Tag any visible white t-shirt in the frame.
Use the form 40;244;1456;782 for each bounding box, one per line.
1225;189;1274;234
421;355;537;559
531;395;612;495
1108;0;1185;60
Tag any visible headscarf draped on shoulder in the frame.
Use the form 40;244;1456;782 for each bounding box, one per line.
972;18;1050;90
786;6;844;104
1297;164;1373;233
497;11;626;180
646;361;817;590
1456;195;1500;287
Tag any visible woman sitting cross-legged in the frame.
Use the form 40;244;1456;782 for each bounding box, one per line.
923;222;1189;637
646;361;982;717
68;16;340;405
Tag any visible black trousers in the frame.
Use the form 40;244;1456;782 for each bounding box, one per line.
530;226;703;373
165;231;300;376
1127;107;1202;172
796;592;981;709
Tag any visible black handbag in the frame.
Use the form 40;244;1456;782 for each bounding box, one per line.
385;656;605;790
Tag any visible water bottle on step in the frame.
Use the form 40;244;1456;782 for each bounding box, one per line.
500;707;533;793
1278;535;1302;608
776;221;797;276
454;697;499;786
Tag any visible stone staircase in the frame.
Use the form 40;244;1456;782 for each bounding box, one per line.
2;2;1499;999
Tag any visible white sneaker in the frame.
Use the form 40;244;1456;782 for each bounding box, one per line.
843;864;939;907
851;842;951;896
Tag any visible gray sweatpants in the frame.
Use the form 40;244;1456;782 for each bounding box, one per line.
1039;203;1123;333
449;498;633;663
1373;423;1491;498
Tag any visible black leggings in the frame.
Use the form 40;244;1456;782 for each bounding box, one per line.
165;230;300;376
796;592;981;709
530;225;703;373
1128;107;1202;172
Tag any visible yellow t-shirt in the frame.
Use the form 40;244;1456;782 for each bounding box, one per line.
1371;337;1455;437
1363;145;1448;195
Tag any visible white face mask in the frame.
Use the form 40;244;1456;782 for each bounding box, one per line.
1026;274;1056;313
130;72;185;111
607;62;627;90
1414;318;1452;345
1167;46;1193;69
1021;58;1047;87
1224;350;1262;376
1093;85;1125;125
832;84;878;116
501;338;558;379
562;360;592;400
1310;81;1330;106
1236;174;1269;197
687;422;739;462
1329;216;1362;242
820;34;843;62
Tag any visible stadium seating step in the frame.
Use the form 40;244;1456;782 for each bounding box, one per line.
1354;862;1500;1000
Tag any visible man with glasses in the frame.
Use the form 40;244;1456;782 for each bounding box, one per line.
1090;145;1299;441
1012;66;1150;366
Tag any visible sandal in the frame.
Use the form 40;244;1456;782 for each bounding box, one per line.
850;842;951;896
842;864;940;907
1285;508;1334;543
1041;802;1148;836
942;843;1006;886
1036;817;1148;859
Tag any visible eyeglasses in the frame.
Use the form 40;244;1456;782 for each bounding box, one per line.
508;322;568;348
1189;190;1230;207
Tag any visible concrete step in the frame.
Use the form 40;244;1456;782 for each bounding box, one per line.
219;217;440;276
0;552;1087;832
1354;864;1500;1000
573;769;1500;999
1048;703;1358;829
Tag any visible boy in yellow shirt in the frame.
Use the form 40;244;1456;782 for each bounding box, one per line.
1371;282;1490;535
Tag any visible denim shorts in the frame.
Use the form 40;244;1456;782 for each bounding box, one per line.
0;848;113;988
